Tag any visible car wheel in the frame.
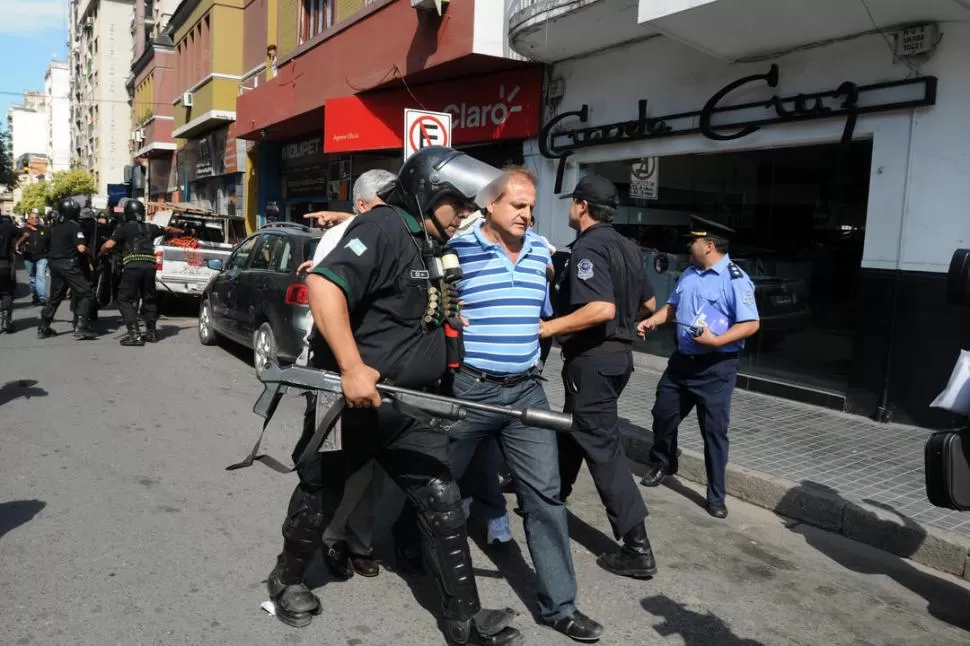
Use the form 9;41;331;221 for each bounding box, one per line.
198;297;217;346
253;322;278;379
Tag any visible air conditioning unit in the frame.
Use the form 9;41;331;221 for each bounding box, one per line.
182;92;193;107
133;130;145;143
85;16;95;28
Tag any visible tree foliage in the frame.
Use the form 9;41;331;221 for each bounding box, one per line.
0;131;17;190
46;169;97;205
14;181;48;214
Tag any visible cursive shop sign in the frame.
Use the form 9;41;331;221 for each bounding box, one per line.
540;64;937;192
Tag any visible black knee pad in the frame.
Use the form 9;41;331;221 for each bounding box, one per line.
412;477;480;620
282;486;330;547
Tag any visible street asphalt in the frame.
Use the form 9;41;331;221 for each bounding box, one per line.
2;291;970;646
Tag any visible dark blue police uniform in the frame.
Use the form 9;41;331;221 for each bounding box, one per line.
554;175;658;581
642;219;759;515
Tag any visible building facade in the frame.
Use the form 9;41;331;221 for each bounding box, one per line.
45;61;72;173
69;0;136;196
169;0;248;220
128;0;181;203
511;0;970;428
7;92;49;164
234;0;538;230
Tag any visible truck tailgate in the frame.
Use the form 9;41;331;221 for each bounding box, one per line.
156;244;231;296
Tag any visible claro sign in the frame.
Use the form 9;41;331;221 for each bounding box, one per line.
324;67;543;153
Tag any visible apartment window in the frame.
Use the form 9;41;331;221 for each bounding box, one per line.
302;0;333;43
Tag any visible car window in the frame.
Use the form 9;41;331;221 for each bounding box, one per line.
303;238;319;265
226;236;258;270
250;234;282;271
273;237;295;273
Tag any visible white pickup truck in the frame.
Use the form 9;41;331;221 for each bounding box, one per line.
150;207;247;301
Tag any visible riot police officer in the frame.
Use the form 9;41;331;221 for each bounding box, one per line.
72;205;100;328
267;147;521;645
0;212;17;333
38;197;97;340
100;200;171;345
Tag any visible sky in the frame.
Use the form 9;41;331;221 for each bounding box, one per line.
0;0;69;122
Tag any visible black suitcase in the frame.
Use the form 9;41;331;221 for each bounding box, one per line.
925;429;970;511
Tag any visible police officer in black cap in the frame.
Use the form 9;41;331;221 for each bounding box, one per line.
39;197;97;340
266;146;521;645
0;212;17;333
638;216;760;519
540;174;658;580
100;199;175;345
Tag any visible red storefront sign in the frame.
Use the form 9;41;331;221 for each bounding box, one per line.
324;67;543;153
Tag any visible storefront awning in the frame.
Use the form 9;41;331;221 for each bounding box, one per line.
322;67;544;154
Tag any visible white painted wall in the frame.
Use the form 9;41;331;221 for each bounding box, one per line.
527;23;970;273
8;107;49;160
473;0;527;60
95;0;136;194
46;62;72;172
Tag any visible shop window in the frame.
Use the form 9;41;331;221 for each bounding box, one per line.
585;140;873;394
301;0;333;43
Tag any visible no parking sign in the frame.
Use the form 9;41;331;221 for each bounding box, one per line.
404;109;453;161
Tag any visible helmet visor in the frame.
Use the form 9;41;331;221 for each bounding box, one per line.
435;152;504;209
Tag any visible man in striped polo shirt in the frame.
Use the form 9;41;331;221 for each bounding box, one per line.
447;167;604;643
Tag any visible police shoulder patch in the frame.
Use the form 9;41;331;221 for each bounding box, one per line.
576;258;594;281
742;291;755;305
345;238;367;256
728;262;743;280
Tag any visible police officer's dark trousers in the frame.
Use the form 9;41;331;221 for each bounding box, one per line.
41;257;95;336
649;352;739;507
558;350;648;539
71;258;97;324
0;257;14;332
277;396;484;625
118;264;158;330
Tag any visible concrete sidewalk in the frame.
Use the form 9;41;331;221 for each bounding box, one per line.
542;353;970;580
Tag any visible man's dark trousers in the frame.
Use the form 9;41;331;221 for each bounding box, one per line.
42;258;94;325
447;369;578;622
117;264;158;327
558;350;647;540
648;353;739;507
280;396;482;621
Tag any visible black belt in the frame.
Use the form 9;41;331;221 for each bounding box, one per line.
675;351;739;361
562;339;632;361
460;365;536;387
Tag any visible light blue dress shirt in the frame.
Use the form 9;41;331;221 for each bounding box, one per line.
668;255;760;355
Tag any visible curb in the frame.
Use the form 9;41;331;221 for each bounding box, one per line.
619;427;970;581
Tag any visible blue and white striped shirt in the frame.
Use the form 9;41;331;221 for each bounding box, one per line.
450;223;551;375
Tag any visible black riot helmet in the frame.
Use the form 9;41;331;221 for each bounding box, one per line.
58;197;81;222
380;146;503;238
123;199;146;222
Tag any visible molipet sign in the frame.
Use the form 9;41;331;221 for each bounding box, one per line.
539;64;938;192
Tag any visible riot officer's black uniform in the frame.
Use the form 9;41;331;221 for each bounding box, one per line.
0;214;17;333
39;198;97;340
71;208;100;328
108;200;164;345
267;147;520;645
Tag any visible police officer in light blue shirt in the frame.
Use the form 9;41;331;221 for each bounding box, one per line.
637;216;761;519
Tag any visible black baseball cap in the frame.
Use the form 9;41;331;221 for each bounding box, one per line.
684;215;734;243
559;175;618;208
